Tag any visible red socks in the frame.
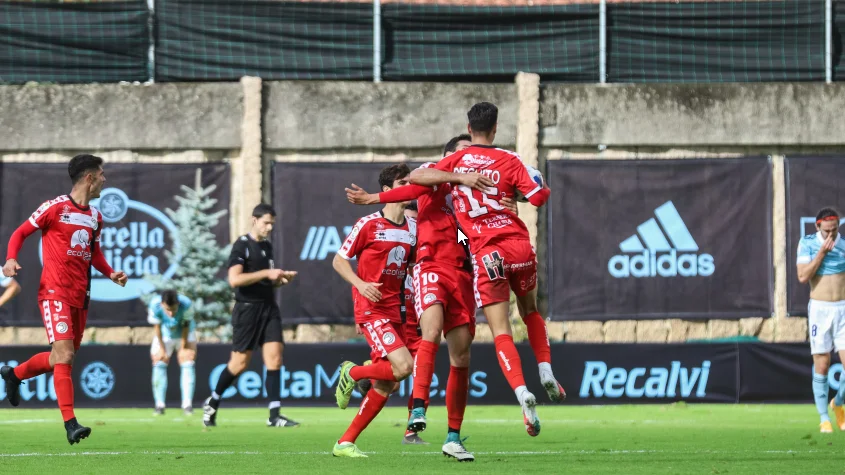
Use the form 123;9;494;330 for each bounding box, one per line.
446;366;469;432
13;352;52;380
53;364;75;422
339;390;388;444
412;341;438;401
494;334;526;391
350;361;395;382
523;311;551;364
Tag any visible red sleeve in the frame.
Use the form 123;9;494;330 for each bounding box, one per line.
508;156;545;202
91;224;115;276
527;187;551;207
6;220;38;261
434;153;459;172
29;199;57;229
378;184;430;203
337;218;370;260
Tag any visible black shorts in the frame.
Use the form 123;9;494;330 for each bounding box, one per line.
231;300;283;352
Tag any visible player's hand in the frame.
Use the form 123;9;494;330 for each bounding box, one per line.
500;197;519;215
823;236;836;253
355;282;383;303
355;325;364;335
2;259;20;278
158;349;169;364
346;184;379;205
109;271;128;287
274;270;298;287
458;173;495;192
266;269;284;282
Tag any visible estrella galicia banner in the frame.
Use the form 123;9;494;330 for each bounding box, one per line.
547;159;772;320
0;163;230;327
784;156;845;316
273;162;423;325
0;342;826;408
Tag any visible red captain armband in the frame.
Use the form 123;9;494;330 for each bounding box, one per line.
817;215;839;224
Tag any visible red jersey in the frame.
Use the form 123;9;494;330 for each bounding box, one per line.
337;211;416;324
26;195;103;308
378;163;470;270
434;145;550;248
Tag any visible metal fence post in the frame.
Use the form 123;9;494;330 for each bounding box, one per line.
826;0;833;83
600;0;607;83
373;0;382;83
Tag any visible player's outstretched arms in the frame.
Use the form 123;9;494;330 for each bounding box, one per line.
409;168;494;191
378;183;430;204
332;254;382;302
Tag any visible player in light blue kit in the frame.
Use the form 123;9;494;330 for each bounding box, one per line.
797;207;845;433
148;290;197;416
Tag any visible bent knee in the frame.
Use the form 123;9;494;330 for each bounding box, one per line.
393;360;414;380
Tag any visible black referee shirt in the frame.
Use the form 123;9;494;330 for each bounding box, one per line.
227;234;276;303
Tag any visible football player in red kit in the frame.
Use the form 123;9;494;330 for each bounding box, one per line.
331;164;417;458
1;154;128;445
410;103;565;438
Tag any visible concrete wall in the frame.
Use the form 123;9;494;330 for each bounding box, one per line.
3;80;840;345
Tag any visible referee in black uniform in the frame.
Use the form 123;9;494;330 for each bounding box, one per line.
202;204;300;428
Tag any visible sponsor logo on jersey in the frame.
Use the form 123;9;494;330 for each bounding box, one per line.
608;201;715;278
55;322;68;334
459;154;496;169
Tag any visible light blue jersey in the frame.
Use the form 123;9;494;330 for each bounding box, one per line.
147;294;195;340
0;277;11;287
797;233;845;275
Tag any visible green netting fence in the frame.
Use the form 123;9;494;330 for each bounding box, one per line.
0;0;844;84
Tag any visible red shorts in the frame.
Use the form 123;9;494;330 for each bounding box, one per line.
471;239;537;308
39;300;87;350
412;261;476;337
359;319;406;364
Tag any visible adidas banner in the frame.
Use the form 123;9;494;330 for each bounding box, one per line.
547;158;772;321
0;163;231;327
0;342;826;408
784;156;845;316
273;162;423;325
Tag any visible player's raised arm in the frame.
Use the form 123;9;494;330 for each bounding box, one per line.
345;182;430;206
409;167;493;191
509;156;550;208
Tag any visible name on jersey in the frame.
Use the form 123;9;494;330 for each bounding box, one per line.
453;167;501;185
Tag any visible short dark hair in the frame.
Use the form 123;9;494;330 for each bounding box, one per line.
161;289;179;307
406;201;418;212
378;163;411;190
467;102;498;134
68;154;104;185
252;203;276;218
817;207;840;224
443;134;472;157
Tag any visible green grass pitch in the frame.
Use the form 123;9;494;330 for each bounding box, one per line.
0;404;841;474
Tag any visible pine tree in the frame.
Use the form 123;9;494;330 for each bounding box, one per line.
143;169;233;339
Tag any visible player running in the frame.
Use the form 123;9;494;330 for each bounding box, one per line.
148;290;197;416
0;275;21;308
410;102;565;437
0;154;128;445
345;135;519;460
331;164;417;458
797;207;845;433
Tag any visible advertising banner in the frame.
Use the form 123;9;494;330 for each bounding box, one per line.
0;163;230;327
3;342;811;408
547;158;772;320
273;162;424;325
784;156;845;316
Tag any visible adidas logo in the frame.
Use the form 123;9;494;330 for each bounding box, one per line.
608;201;715;278
300;225;353;261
